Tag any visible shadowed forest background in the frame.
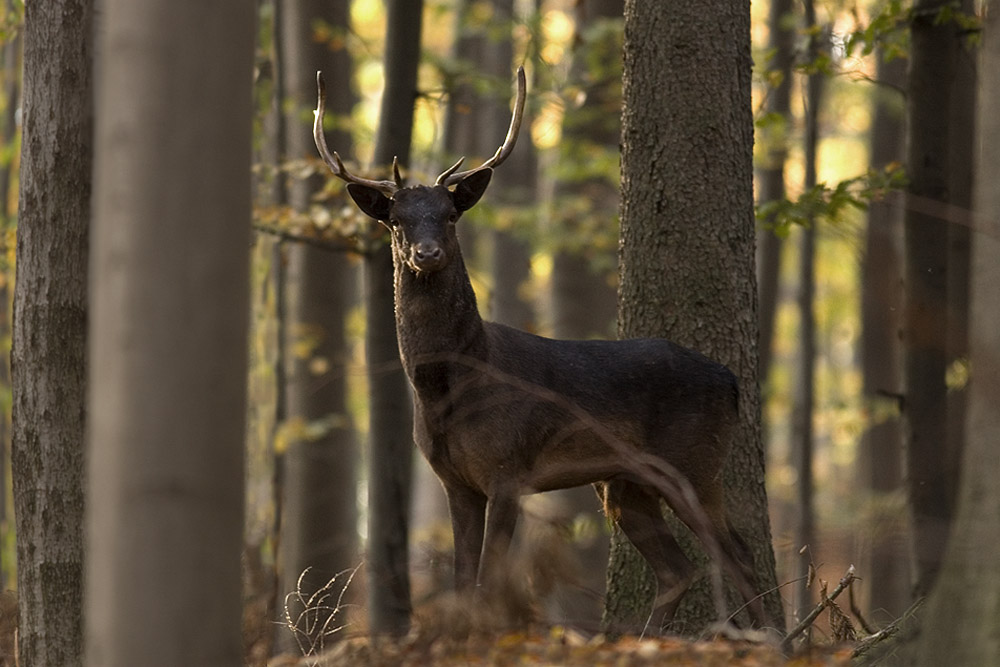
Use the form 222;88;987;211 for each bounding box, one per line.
1;0;999;664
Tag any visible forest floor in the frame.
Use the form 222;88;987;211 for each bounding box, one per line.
269;628;854;666
248;559;907;666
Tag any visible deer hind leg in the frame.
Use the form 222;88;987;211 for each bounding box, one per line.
604;479;696;635
672;476;769;629
478;487;520;589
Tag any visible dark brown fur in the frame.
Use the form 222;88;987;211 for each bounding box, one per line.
346;171;767;633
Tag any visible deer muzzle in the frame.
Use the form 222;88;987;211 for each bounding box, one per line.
410;241;446;273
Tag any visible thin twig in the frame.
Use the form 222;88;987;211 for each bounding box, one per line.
781;564;857;653
851;597;925;661
252;222;363;254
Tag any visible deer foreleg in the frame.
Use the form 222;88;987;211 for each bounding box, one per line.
446;485;487;591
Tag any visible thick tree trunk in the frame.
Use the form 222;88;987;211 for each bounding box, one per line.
275;0;359;654
11;1;91;664
918;8;1000;662
903;0;956;598
608;0;782;634
859;51;908;619
365;0;423;636
86;2;255;665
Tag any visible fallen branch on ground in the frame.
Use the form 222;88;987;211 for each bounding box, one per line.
781;565;857;653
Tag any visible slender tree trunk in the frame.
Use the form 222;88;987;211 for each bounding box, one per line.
859;51;908;619
258;1;290;658
0;12;20;591
487;0;534;332
410;0;486;550
608;0;782;634
791;8;823;617
276;0;359;654
549;0;622;341
903;0;956;598
756;0;794;385
365;0;423;636
86;2;255;665
944;0;975;535
11;1;91;663
542;0;622;627
442;0;487;171
442;0;487;257
918;9;1000;663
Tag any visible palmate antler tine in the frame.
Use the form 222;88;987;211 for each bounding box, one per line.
439;66;526;187
313;71;399;195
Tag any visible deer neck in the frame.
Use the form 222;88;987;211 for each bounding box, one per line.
393;246;486;374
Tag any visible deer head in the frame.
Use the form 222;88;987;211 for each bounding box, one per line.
313;67;526;275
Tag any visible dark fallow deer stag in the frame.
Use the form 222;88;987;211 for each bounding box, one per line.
314;67;768;634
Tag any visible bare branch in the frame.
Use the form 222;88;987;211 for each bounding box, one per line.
251;222;364;254
781;565;857;652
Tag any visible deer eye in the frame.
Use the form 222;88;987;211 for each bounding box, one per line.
447;212;458;224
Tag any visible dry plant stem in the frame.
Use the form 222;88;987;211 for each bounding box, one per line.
781;565;857;652
849;577;877;634
283;565;361;657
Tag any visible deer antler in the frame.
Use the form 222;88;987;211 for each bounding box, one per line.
436;66;526;187
314;71;400;196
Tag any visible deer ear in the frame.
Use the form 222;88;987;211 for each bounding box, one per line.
348;184;393;223
452;169;493;213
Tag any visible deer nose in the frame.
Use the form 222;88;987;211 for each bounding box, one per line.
412;242;445;270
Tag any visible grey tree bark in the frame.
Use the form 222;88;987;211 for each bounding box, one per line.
276;0;359;653
606;0;782;634
944;0;976;537
903;0;957;598
86;2;255;665
918;6;1000;662
859;50;909;619
365;0;423;636
11;1;91;664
